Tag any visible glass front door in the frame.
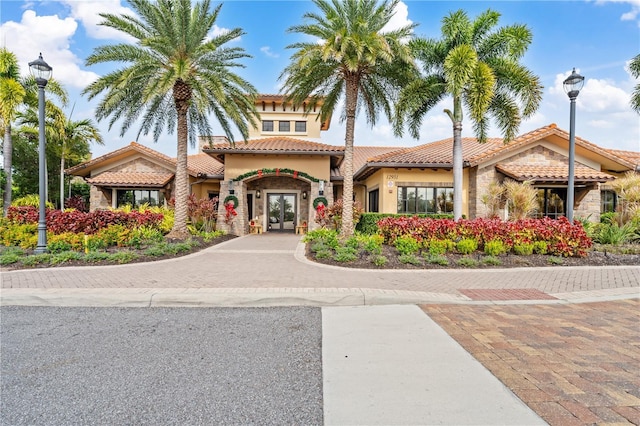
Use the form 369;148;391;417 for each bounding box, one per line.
268;193;296;232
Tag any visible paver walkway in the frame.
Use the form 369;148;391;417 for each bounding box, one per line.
2;234;639;306
423;300;640;425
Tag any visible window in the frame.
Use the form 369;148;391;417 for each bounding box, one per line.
116;190;163;208
262;120;274;132
294;121;306;132
279;121;290;132
369;189;379;213
397;186;453;214
601;190;617;213
535;188;566;219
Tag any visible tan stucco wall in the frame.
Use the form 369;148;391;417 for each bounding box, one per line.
362;168;469;216
189;181;221;199
223;154;331;182
249;105;323;139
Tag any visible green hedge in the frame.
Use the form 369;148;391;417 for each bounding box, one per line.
355;213;454;235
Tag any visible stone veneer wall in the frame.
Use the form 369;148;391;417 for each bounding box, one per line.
87;158;174;211
471;145;600;220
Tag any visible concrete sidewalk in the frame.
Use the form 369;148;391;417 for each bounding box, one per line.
322;305;545;425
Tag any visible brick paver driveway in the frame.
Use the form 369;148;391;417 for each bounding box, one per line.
422;299;640;425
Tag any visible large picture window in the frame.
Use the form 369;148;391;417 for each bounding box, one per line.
117;189;163;208
397;186;453;214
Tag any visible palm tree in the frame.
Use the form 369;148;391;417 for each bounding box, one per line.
0;48;25;215
280;0;416;238
83;0;259;239
630;54;640;114
1;48;68;214
395;9;542;220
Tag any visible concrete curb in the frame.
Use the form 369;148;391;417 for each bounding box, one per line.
1;286;637;308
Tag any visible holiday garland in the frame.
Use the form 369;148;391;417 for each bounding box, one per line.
233;168;320;182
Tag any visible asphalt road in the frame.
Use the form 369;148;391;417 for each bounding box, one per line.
1;306;323;426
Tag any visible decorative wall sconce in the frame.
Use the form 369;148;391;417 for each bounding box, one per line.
319;180;325;196
302;191;307;200
256;189;261;199
228;180;235;195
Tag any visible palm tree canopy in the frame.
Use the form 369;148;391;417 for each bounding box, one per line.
395;8;543;142
280;0;417;126
83;0;259;146
630;54;640;114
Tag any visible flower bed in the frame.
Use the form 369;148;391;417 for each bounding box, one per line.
377;216;592;257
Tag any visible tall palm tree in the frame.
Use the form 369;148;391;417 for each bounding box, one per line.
630;54;640;114
83;0;259;239
1;48;68;214
395;9;542;220
280;0;416;238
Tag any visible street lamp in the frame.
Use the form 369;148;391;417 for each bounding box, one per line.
563;68;584;223
29;53;52;254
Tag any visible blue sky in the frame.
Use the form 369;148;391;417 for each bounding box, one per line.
1;0;639;159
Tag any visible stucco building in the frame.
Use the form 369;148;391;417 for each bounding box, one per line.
66;95;640;235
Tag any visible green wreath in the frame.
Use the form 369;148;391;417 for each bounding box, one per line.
223;195;239;208
313;197;328;209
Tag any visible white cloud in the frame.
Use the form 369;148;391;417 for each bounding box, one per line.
0;10;99;89
595;0;640;26
61;0;136;42
260;46;279;58
549;70;630;113
382;1;413;33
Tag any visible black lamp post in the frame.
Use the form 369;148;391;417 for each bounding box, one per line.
563;68;584;223
28;53;52;254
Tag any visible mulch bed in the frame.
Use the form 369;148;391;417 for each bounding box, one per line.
307;243;640;269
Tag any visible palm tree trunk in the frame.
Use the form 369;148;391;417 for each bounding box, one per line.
167;87;191;240
340;76;359;239
451;96;463;220
3;124;12;216
60;152;65;210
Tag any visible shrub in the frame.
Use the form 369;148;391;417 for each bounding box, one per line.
394;235;420;255
513;243;534;256
344;236;360;250
361;234;384;255
370;254;388;266
11;194;54;209
424;254;449;266
482;256;502;266
533;241;548;255
21;253;52;267
504;180;537;220
484;239;508;256
356;213;453;235
50;251;83;265
315;249;332;259
547;256;563;265
304;228;339;249
481;181;505;219
399;253;421;265
47;233;84;252
324;198;364;230
83;252;111;262
457;257;479;267
594;222;637;245
333;246;357;262
109;251;138;264
456;238;478;255
0;252;21;265
427;239;451;256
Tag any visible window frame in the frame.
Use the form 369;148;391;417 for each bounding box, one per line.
396;186;453;214
262;120;274;132
294;121;307;132
278;121;291;132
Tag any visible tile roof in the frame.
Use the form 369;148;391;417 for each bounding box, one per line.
205;137;344;155
86;171;174;187
496;164;616;183
66;142;225;178
468;123;637;169
334;146;404;178
606;149;640;168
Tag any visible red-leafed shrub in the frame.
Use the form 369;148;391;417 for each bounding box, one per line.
377;216;592;257
5;206;164;235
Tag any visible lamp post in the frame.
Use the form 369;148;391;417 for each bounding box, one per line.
28;53;52;254
563;68;584;223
